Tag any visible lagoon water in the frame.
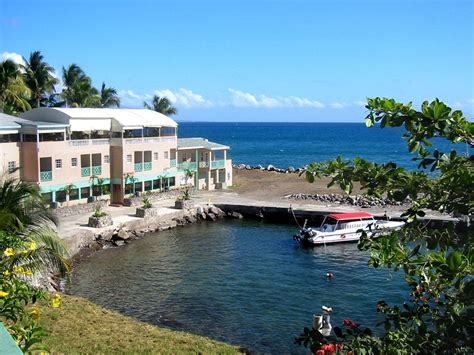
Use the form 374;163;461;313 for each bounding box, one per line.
70;220;406;353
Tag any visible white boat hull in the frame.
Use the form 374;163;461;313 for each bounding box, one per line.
294;220;405;246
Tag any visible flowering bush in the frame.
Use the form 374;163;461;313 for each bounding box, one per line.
0;231;62;352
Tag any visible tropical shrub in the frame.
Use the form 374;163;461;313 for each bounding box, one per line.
0;174;69;351
296;98;473;354
142;194;152;209
92;205;107;218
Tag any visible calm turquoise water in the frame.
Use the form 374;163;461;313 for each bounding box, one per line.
178;122;464;170
69;220;407;353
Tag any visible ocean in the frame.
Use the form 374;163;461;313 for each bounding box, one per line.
178;122;465;170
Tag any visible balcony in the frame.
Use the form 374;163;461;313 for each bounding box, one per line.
170;159;177;167
134;163;143;172
91;166;102;175
81;167;91;177
178;162;198;171
40;171;52;182
199;161;209;168
143;162;152;171
211;160;225;169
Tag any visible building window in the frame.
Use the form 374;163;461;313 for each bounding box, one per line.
7;161;16;173
104;155;110;164
55;159;62;169
126;155;132;163
164;151;169;159
71;158;77;167
154;152;158;160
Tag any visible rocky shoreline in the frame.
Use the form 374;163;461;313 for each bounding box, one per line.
234;163;303;174
69;204;244;262
284;193;410;208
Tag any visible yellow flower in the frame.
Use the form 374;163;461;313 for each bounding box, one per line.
29;307;41;320
0;290;9;298
52;293;61;308
3;248;14;257
13;266;24;274
3;270;10;277
13;266;32;276
29;240;37;251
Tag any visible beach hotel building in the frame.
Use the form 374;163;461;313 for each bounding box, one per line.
0;108;232;205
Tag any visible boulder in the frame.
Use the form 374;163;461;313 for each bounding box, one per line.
207;212;217;221
230;211;244;219
288;166;295;173
266;164;275;171
115;229;130;240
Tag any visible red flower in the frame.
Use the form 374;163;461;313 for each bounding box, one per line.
315;350;325;355
421;297;428;303
342;319;360;328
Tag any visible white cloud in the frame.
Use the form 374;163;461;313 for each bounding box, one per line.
227;89;325;109
153;88;213;108
329;102;348;109
118;90;148;108
119;88;213;109
353;100;366;107
467;99;474;105
1;51;26;66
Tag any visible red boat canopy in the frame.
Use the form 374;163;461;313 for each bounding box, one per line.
326;212;374;221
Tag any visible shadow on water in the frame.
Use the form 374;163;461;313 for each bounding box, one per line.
68;219;407;353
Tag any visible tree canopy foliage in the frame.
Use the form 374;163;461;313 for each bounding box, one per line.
0;51;121;114
296;98;473;354
144;95;177;116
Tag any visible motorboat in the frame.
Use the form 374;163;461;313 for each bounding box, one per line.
293;212;404;246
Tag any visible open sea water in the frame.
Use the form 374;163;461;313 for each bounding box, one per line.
178;122;465;170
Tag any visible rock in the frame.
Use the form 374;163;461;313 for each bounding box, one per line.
115;229;130;240
256;164;263;170
114;240;125;247
288;166;295;173
238;164;246;170
207;212;217;221
88;214;113;228
245;165;252;170
210;206;223;216
266;164;275;171
230;211;244;219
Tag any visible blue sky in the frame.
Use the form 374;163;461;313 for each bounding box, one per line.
1;0;473;121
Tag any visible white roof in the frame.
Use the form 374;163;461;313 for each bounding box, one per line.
21;108;178;131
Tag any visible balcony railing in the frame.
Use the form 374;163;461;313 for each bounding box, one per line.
170;159;177;167
143;137;161;143
199;161;209;168
124;138;143;144
81;167;91;177
40;171;52;181
178;161;198;171
134;163;143;172
91;165;102;175
69;138;110;147
211;160;225;169
143;162;152;171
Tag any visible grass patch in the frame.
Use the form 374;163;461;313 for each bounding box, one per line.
39;294;242;354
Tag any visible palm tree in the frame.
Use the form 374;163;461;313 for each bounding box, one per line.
61;64;99;108
0;173;70;276
98;82;120;108
0;59;31;114
22;51;59;108
144;95;177;116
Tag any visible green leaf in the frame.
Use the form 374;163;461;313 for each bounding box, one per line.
446;251;463;271
365;118;374;128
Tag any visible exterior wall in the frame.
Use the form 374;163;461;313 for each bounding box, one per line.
225;159;233;186
0;142;21;177
122;139;177;179
37;140;111;188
